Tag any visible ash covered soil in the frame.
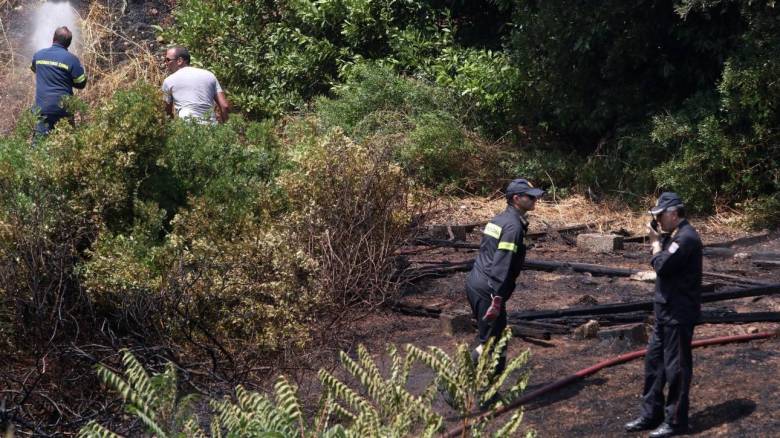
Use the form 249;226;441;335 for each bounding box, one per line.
339;198;780;437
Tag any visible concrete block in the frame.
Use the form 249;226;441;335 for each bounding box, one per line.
572;319;600;340
598;323;649;345
577;233;624;253
440;311;473;336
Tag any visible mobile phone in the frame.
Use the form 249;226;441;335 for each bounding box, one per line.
650;219;659;232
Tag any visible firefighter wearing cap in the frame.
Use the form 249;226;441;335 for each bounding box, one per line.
30;26;87;138
625;192;703;438
466;178;544;373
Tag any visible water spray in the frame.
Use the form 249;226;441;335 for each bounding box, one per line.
29;1;80;54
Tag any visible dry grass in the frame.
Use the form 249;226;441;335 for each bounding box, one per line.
77;2;164;107
423;192;757;240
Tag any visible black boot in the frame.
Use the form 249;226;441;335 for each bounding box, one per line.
648;422;688;437
624;417;661;432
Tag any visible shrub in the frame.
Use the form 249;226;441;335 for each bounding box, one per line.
741;194;780;230
316;62;458;137
499;146;580;198
316;63;494;191
279;123;411;309
79;330;532;437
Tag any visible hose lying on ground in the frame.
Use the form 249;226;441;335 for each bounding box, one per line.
444;330;779;438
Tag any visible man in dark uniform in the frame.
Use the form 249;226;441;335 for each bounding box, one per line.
625;192;703;437
466;178;544;372
30;26;87;137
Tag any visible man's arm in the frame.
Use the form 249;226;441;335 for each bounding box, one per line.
489;224;522;299
651;235;695;276
71;59;87;89
215;91;230;123
162;80;175;118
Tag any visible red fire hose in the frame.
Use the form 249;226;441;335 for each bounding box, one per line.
444;330;778;438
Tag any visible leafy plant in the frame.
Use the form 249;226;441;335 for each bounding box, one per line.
79;331;532;437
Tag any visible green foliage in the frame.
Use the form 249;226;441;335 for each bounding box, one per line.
740;194;780;230
499;146;580;198
78;349;203;438
80;334;532;437
407;328;532;437
279;122;410;307
164;1;523;137
423;47;523;137
316;63;493;190
316;63;457;135
506;0;740;144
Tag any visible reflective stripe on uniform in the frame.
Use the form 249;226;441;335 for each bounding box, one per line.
36;60;70;71
484;222;502;239
73;73;86;84
497;241;518;252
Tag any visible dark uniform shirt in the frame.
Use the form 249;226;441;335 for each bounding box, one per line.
31;43;87;116
467;205;528;301
650;219;703;325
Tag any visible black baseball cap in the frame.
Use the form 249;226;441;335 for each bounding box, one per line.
505;178;545;198
649;192;684;215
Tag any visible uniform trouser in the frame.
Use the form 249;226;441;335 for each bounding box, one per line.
466;283;507;373
640;321;694;427
34;113;65;137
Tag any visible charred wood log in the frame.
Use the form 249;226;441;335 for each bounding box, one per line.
510;284;780;320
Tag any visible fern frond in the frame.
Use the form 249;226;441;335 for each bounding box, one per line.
494;409;525;438
328;399;357;422
96;365;158;423
77;421;123;438
182;416;207;438
273;375;303;429
119;350;156;409
236;385;295;435
318;369;374;415
127;405;168;438
339;348;385;409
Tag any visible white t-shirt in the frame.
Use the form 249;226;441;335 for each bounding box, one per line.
162;66;223;124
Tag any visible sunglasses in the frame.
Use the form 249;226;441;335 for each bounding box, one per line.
163;56;179;63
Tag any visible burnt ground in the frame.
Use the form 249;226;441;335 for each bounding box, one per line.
338;222;780;437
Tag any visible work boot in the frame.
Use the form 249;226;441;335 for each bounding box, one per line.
624;416;661;432
648;422;688;437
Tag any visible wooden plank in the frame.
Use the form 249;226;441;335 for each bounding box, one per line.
699;312;780;324
753;260;780;268
706;232;777;248
510;284;780;320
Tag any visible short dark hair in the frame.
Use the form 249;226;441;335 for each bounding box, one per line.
170;46;191;64
53;26;72;48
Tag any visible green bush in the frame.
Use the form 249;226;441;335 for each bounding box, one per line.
316;63;493;191
740;194;780;230
279;122;411;308
1;81;422;359
316;62;458;137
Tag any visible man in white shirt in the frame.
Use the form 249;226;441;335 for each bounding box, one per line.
161;47;230;124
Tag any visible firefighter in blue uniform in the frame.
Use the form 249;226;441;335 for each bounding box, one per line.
466;178;544;372
30;26;87;137
625;192;703;437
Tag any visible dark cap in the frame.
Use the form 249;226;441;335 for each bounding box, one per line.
649;192;684;215
506;178;545;198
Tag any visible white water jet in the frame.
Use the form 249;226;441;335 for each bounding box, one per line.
29;1;80;54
